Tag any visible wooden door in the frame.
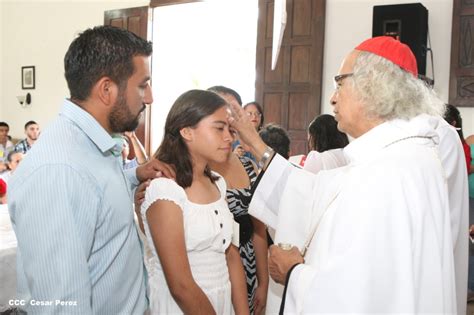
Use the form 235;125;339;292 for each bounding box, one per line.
104;6;152;155
255;0;326;155
449;0;474;107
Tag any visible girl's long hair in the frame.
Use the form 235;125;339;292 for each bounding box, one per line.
154;89;227;188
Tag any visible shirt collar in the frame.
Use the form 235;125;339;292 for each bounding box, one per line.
344;114;439;164
60;99;118;154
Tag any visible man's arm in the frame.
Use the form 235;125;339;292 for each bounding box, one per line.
124;131;148;164
123;159;176;190
9;165;99;314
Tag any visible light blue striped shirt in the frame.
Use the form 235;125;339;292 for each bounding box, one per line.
8;99;147;314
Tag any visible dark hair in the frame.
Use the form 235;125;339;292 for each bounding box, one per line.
259;123;290;159
244;101;264;130
444;104;466;141
24;120;37;130
64;25;153;101
207;86;242;106
0;122;9;129
308;114;349;152
7;150;21;163
154;90;226;188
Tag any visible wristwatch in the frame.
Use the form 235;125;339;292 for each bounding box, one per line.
258;146;275;171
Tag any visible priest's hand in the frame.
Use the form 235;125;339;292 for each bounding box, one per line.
268;245;304;285
227;102;267;161
136;159;175;182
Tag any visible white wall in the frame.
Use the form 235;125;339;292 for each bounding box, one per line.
0;0;148;139
322;0;474;136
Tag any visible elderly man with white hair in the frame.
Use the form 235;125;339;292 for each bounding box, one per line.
229;36;466;314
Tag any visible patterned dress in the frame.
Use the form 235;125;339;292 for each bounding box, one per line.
226;156;258;314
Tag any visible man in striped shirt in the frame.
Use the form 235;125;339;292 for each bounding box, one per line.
8;26;174;314
13;121;40;154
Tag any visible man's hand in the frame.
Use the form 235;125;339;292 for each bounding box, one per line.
268;245;304;285
136;159;175;182
134;180;150;234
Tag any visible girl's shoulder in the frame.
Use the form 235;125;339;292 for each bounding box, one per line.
142;177;187;213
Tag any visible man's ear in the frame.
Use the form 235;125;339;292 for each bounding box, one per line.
95;77;118;107
179;127;193;142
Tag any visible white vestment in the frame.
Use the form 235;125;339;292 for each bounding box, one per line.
303;149;349;174
250;116;456;314
434;117;469;315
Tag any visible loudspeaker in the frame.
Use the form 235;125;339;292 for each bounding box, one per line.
372;3;428;75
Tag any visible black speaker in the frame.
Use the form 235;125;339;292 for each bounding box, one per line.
372;3;428;75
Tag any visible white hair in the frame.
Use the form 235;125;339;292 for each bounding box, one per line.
351;51;445;121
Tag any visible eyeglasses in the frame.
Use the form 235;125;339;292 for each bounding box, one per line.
246;112;262;118
333;73;353;90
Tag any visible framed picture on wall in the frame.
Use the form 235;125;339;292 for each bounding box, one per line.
22;66;35;89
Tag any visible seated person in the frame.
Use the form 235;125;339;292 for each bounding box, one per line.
0;150;24;184
0;122;13;173
14;120;40;154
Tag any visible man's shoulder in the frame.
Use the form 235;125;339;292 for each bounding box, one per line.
351;141;437;179
12;119;99;181
33;116;91;152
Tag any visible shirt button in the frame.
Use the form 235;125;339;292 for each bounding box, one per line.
223;239;226;244
214;210;218;215
220;223;223;228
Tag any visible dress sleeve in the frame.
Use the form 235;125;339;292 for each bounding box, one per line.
303;151;324;174
141;177;187;216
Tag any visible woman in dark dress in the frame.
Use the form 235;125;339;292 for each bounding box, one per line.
208;86;269;314
210;153;269;315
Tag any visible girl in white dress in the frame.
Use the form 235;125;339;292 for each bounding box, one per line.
141;90;249;315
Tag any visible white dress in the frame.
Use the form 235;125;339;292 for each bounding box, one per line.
302;149;348;174
141;174;236;315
